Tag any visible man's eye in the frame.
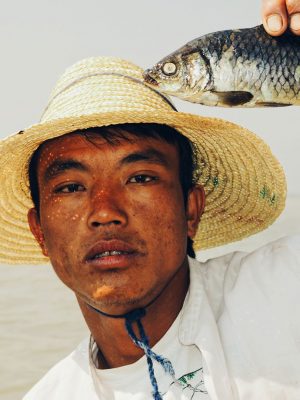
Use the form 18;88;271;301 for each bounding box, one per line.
128;175;157;184
55;184;85;193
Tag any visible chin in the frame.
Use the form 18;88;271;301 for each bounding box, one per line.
79;286;149;310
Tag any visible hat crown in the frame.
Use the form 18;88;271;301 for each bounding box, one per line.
0;56;286;263
41;57;175;123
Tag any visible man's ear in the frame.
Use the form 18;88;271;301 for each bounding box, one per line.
186;185;205;239
27;208;49;257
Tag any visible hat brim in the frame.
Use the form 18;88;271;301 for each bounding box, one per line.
0;109;286;264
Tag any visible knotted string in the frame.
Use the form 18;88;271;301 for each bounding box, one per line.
88;305;176;400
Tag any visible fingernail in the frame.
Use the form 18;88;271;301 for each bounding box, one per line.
290;13;300;31
267;14;283;32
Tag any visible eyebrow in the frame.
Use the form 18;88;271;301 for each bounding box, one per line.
43;159;88;182
43;149;170;182
119;149;170;168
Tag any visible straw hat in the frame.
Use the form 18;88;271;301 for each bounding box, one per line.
0;56;286;264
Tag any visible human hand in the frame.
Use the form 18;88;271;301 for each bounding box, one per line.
262;0;300;35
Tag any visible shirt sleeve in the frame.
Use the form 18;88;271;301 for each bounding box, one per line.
219;235;300;389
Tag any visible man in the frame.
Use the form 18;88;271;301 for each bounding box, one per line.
0;1;299;399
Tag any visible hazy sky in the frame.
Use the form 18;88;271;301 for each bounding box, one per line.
1;0;299;194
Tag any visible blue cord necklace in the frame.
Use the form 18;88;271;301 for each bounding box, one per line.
88;302;177;400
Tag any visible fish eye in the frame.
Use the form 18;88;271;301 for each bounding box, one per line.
162;62;177;76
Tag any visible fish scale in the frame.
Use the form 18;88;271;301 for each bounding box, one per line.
144;25;300;107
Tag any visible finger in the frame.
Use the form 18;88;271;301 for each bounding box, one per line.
286;0;300;34
261;0;288;36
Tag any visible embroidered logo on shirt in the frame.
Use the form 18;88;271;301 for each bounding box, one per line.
163;368;208;399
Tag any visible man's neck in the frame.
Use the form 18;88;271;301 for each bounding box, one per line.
76;259;189;369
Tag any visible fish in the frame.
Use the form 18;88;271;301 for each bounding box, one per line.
143;25;300;107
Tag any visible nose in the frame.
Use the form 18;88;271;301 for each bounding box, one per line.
87;186;128;229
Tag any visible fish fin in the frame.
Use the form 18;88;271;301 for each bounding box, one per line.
211;91;253;106
256;102;292;107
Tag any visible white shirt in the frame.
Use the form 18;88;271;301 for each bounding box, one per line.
89;311;209;399
23;235;300;399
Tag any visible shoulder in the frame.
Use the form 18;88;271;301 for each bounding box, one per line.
240;234;299;266
215;236;300;387
215;235;300;337
199;235;300;289
191;235;300;317
227;235;300;295
23;338;96;400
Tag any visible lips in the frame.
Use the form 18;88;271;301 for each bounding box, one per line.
92;250;131;259
84;239;139;269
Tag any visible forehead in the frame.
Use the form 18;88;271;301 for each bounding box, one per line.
35;131;180;171
38;130;178;154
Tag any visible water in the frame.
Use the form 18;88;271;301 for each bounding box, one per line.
0;197;299;400
0;266;88;400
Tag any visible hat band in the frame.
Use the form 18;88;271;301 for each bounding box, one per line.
41;72;178;120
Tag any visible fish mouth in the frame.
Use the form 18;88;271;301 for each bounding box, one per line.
143;69;159;86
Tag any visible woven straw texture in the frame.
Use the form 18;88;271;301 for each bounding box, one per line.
0;56;286;264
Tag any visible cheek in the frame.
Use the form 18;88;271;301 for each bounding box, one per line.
51;243;72;281
39;199;86;280
40;193;85;231
129;187;187;256
43;231;87;293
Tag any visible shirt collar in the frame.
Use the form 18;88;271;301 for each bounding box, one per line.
178;256;208;344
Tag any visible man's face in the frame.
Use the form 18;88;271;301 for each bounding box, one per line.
28;131;202;313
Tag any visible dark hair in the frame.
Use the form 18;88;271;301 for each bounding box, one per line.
28;123;200;257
